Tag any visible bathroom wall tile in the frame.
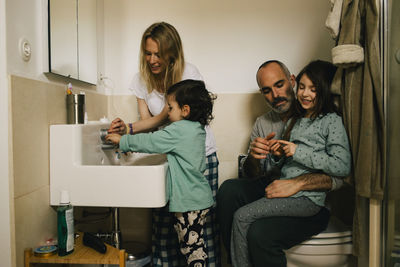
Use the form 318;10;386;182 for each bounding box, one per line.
45;81;108;125
85;91;108;121
119;208;152;247
107;95;138;123
212;93;269;162
14;185;57;267
11;76;51;198
218;161;239;186
46;83;68;125
72;207;152;249
212;93;269;181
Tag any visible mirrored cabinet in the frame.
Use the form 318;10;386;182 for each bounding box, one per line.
49;0;98;84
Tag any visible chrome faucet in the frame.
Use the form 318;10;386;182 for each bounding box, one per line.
100;128;117;150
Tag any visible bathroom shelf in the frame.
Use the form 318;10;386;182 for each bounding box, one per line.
24;232;127;267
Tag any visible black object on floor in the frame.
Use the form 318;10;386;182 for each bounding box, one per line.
82;232;107;254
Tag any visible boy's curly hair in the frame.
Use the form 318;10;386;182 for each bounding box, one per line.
167;79;216;125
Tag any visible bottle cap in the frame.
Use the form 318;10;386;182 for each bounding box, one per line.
60;190;70;205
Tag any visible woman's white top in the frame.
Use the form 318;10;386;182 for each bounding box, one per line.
129;62;217;156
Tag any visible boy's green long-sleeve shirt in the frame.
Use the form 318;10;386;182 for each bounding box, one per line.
119;120;213;212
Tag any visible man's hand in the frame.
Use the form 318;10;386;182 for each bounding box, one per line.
265;179;302;198
265;173;334;198
249;132;276;159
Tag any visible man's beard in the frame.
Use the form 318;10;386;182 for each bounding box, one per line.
268;95;292;113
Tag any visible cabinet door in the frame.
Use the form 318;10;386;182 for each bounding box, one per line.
49;0;97;84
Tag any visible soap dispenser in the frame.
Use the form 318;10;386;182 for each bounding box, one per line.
57;190;74;256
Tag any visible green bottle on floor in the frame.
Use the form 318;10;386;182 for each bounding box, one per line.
57;190;74;256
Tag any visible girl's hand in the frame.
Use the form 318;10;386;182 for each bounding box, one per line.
277;140;297;157
270;139;284;158
105;133;122;146
108;117;126;135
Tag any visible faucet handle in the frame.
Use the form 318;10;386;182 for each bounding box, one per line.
99;128;108;143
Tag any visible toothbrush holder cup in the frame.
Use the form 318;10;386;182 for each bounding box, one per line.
66;94;85;124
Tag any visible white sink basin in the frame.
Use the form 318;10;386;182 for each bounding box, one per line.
50;123;168;207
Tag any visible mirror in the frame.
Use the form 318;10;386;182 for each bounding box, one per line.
49;0;98;84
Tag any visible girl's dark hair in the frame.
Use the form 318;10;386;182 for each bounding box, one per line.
283;60;338;140
167;79;216;125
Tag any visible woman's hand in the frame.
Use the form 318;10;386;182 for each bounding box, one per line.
105;133;121;146
108;117;126;135
277;140;297;157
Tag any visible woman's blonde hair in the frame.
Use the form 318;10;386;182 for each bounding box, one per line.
139;22;185;93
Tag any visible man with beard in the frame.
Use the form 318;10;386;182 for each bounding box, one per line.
217;60;343;267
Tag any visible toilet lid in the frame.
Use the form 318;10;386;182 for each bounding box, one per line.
300;216;352;244
301;236;352;245
312;230;352;239
311;216;352;239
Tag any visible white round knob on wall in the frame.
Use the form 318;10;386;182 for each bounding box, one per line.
19;38;32;62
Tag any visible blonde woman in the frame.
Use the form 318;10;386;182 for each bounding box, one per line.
109;22;220;267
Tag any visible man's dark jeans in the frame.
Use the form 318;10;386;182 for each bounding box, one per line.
217;177;330;267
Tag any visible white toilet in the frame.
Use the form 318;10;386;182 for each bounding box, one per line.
285;216;355;267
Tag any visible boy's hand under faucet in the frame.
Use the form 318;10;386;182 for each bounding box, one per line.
105;133;121;146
